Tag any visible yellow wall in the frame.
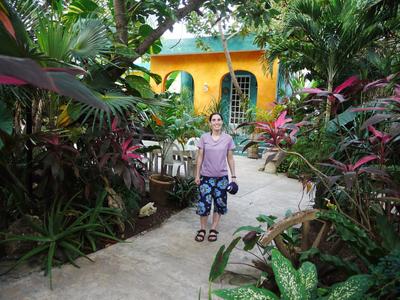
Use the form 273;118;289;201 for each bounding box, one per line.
150;50;278;114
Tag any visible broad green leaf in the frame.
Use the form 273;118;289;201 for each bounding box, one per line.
256;214;277;226
209;237;241;282
0;56;107;110
326;274;373;300
47;72;108;110
300;248;360;275
138;24;153;38
36;19;72;61
233;225;265;235
317;210;381;260
165;71;179;90
298;262;318;299
132;64;162;84
66;0;99;17
213;285;279;300
0;100;12;149
375;215;400;251
326;107;357;134
242;230;259;251
125;75;155;98
0;101;12;134
271;249;305;300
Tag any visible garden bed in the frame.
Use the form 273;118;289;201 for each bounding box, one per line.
0;200;183;280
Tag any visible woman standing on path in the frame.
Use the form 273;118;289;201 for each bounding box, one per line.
194;113;237;242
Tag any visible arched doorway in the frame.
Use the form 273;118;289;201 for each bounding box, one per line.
164;71;194;105
220;71;258;126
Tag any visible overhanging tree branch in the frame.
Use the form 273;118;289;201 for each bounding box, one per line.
132;0;208;61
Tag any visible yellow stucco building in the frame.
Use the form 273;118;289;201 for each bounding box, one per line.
150;35;278;126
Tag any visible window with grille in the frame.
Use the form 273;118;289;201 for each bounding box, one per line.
229;75;251;125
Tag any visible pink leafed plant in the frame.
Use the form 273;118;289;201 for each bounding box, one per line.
326;155;378;173
120;138;142;162
250;110;305;148
302;76;361;104
368;125;392;164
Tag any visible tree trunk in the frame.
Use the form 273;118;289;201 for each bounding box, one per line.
14;101;22;134
325;58;336;124
113;0;128;45
25;103;33;205
33;98;44;133
325;79;333;124
217;20;245;101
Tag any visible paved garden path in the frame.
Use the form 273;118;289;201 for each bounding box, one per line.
0;156;310;300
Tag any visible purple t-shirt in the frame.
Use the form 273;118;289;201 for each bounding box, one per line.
198;132;235;177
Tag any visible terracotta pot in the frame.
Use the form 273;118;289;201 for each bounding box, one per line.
149;174;175;206
247;144;259;159
247;133;259;159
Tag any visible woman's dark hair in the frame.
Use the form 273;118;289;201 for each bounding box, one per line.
209;112;223;122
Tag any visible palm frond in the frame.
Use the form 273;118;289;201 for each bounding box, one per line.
9;0;43;33
70;18;110;61
36;19;72;63
79;92;165;129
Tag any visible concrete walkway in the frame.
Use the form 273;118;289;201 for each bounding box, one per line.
0;156;310;300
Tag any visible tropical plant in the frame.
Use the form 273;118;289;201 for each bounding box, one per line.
211;248;374;300
0;191;123;289
168;176;198;208
238;110;306;157
258;0;399;123
147;94;203;176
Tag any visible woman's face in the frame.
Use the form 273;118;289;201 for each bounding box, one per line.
210;114;223;132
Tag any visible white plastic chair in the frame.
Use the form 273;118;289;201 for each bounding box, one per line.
162;142;187;176
186;137;200;148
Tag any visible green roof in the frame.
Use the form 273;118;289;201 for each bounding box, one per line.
156;35;262;55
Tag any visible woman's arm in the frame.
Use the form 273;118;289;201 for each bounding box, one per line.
195;148;204;185
227;150;236;182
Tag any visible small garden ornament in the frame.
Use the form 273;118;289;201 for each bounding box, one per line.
139;202;157;218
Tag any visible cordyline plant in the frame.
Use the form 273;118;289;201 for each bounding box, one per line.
97;117;144;191
38;133;80;182
238;110;306;150
368;125;392;164
240;108;384;231
319;155;378;190
302;76;362;123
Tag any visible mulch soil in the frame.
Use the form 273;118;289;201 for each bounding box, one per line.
125;204;181;238
99;200;182;249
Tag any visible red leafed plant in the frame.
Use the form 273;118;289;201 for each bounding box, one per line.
301;76;363;119
302;75;361;105
322;155;378;173
238;110;306;151
97;118;144;191
120;138;141;162
319;155;378;190
368;125;392;164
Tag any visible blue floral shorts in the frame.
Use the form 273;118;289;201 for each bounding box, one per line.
196;175;229;216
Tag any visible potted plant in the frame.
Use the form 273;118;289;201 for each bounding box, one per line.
146;99;202;206
243;106;259;159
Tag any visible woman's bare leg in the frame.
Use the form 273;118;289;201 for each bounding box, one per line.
210;212;221;230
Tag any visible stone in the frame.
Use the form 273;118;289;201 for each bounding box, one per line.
138;202;157;218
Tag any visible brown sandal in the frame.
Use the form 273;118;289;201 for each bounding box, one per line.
208;229;219;242
195;229;206;242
